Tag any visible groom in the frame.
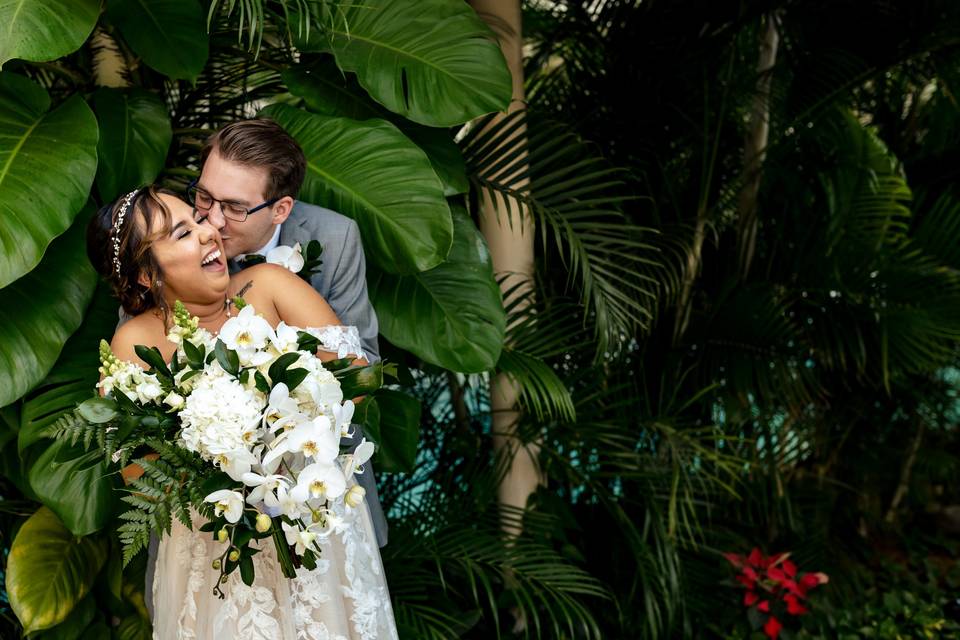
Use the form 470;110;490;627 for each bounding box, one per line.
190;119;387;547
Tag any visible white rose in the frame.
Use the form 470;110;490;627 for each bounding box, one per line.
266;243;305;273
135;377;163;404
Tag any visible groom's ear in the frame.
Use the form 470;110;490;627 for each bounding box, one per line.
270;196;295;226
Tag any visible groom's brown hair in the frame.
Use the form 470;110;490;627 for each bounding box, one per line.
201;118;306;201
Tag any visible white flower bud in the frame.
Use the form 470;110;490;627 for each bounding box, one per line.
255;513;272;533
228;549;240;562
217;528;229;543
164;392;185;410
344;484;366;508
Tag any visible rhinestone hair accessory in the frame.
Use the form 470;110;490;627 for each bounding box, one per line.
111;189;140;275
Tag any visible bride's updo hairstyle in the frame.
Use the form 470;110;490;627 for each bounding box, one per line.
87;185;177;316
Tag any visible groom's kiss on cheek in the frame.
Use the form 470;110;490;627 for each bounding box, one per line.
195;148;295;260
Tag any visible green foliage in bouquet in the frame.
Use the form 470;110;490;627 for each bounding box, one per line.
56;300;395;593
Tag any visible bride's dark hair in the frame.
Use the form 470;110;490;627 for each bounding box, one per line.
87;185;177;317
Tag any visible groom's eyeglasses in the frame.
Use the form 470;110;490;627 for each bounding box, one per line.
186;180;278;223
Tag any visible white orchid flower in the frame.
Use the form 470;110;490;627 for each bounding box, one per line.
259;430;293;475
275;483;304;519
281;520;319;555
290;461;346;504
270;322;300;354
262;383;304;433
332;400;356;438
241;472;290;511
286;416;339;462
266;243;305;273
209;446;258;481
204;489;245;523
344;438;376;476
218;305;276;363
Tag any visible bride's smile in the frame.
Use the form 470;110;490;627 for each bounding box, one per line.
145;194;230;303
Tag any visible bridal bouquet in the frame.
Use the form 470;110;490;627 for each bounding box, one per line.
62;300;385;594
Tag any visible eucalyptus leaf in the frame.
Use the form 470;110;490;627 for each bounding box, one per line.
77;398;118;424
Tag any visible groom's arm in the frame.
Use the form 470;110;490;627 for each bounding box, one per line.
320;219;381;362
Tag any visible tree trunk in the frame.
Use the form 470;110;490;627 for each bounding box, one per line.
90;27;131;88
736;12;780;279
469;0;542;537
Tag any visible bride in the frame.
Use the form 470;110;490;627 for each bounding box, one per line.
87;186;398;640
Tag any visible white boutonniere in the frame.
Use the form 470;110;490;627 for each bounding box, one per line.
244;240;323;282
266;242;305;272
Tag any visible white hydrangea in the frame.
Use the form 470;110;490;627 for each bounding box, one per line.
178;373;265;464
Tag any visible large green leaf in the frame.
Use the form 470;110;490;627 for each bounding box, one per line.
16;282;126;520
106;0;208;81
29;439;121;537
0;73;98;288
284;58;468;196
261;104;453;273
369;206;505;372
0;211;98;407
0;0;100;67
92;88;172;201
6;507;108;634
361;391;421;474
32;594;95;640
300;0;511;127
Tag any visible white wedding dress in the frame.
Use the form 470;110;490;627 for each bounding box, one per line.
150;325;398;639
151;492;397;640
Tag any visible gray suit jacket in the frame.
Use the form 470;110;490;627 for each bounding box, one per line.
278;202;380;362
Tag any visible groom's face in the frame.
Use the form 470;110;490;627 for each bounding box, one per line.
197;150;285;258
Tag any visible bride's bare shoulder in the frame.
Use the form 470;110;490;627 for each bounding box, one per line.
111;311;166;365
229;263;307;302
229;262;296;289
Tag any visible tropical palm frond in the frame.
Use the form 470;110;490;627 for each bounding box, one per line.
911;188;960;271
495;280;586;423
385;490;608;640
207;0;340;55
462;110;683;355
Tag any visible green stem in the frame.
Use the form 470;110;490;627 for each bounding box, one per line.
271;518;297;579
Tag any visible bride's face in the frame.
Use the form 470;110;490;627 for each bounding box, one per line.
144;194;229;303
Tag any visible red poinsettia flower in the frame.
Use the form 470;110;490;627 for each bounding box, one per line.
744;591;760;607
767;565;787;583
763;615;783;639
736;573;756;589
781;559;797;578
748;547;764;567
724;552;745;569
784;593;808;615
757;600;770;613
